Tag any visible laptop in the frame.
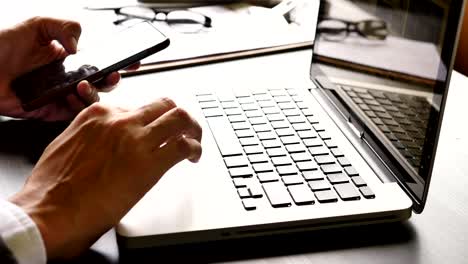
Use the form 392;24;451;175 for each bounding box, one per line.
116;0;466;249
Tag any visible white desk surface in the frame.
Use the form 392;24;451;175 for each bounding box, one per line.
0;1;468;263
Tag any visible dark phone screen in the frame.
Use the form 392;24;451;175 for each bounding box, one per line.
12;22;168;108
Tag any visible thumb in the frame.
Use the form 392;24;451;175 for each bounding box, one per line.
31;17;82;54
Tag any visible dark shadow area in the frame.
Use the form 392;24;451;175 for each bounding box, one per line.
119;221;416;264
0;118;69;163
48;250;114;264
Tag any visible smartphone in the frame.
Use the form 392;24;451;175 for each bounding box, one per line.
11;21;170;111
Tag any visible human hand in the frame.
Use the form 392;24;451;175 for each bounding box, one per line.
9;98;202;259
0;17;139;121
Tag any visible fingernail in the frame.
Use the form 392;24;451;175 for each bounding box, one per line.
84;84;93;96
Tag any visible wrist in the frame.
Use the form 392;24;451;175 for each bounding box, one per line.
9;190;57;259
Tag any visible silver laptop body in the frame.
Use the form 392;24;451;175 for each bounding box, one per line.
116;0;466;249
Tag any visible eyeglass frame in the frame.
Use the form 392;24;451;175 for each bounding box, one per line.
111;6;212;28
317;17;389;41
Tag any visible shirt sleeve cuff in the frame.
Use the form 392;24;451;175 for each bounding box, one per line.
0;200;46;264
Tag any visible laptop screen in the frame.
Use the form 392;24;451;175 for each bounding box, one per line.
310;0;465;212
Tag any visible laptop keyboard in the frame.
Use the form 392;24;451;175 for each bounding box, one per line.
196;88;375;211
340;85;431;169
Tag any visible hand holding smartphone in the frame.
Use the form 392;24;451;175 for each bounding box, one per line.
11;22;170;111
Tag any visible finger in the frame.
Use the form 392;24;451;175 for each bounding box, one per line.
146;107;202;147
95;72;121;92
65;93;86;113
124;62;141;71
76;80;100;105
153;137;203;175
32;17;82;54
131;97;177;126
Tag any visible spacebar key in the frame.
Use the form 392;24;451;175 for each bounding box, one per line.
206;116;244;157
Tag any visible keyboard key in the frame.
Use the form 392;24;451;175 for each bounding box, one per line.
309;146;329;156
253;124;272;133
267;147;288;157
228;115;246;123
327;173;349;184
359;186;376;199
235;129;254;138
241;198;257;211
293;123;312;131
240;137;259;146
258;100;276;108
276;128;295;137
323;140;337;148
266;113;284;122
286;144;307;153
281;135;301;145
297;161;318;171
308;179;331;191
288;184;315;205
337;157;351;167
303;138;323;147
314;190;338;203
303;170;325;181
244;145;264;155
196;94;216;102
302;108;315;116
297;130;318;139
217;92;236;102
277;165;299;176
344;166;359;176
203;108;224;117
274;97;291;104
245;110;263;118
229;167;254;178
334;183;361;201
283;109;302;117
331;148;344;157
249;117;268;125
296;102;309;110
253;162;275;173
312;124;326;132
262;140;282;149
253;93;271;101
221;101;238;109
314;154;336;165
238;97;254;104
257;172;280;183
271;156;293;166
199;101;219;109
271;120;290;129
224;107;243;116
351;176;367;187
291;152;313;162
288;116;307;124
257;131;277;141
233;177;249;188
262;181;292;208
263;107;281;115
207;116;244;157
248;153;269;163
282;174;304;185
234;90;251;98
248;183;264;198
319;132;332;140
224;156;249;168
232;122;250;131
237;187;251;198
321;164;342;174
241;103;259;111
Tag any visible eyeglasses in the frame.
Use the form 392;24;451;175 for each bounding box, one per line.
317;18;389;41
112;6;212;34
